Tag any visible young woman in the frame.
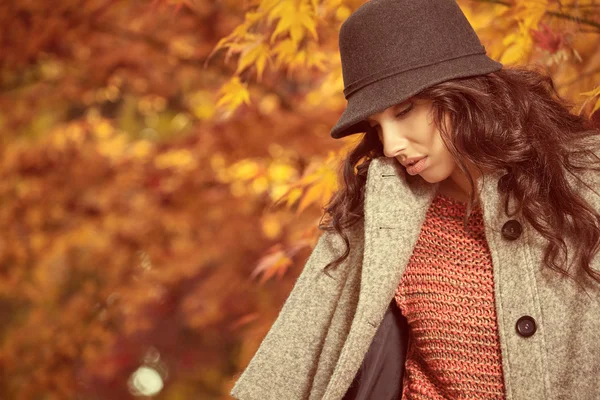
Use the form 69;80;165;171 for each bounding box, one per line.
230;0;600;399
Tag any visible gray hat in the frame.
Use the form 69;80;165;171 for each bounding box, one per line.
330;0;503;139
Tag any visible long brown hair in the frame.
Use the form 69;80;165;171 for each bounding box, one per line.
319;65;600;290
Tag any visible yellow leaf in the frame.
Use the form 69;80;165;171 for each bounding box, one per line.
297;183;322;214
320;169;339;205
96;133;128;161
93;120;115;140
501;44;524;65
500;24;531;65
252;249;293;283
169;38;195;59
310;0;318;15
154;149;197;170
236;39;271;80
255;51;270;81
294;159;338;214
515;0;547;30
269;182;301;206
267;162;297;182
272;39;297;69
251;176;270;195
261;214;282;239
129;140;154;160
299;1;318;40
580;86;600;98
306;47;328;70
593;97;600;114
216;76;251;111
284;187;303;207
230;159;261;181
335;6;351;21
502;32;518;47
298;169;322;187
208;10;265;58
261;0;280;13
269;0;317;45
193;103;216;120
294;50;307;67
188;90;216;120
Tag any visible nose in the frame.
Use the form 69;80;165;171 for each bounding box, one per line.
378;126;407;158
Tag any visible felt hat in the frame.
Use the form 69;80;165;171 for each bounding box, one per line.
330;0;503;139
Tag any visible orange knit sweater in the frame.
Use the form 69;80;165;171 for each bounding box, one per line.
394;192;506;399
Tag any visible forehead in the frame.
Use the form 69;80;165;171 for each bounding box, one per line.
366;99;412;121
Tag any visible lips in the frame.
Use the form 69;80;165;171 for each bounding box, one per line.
404;156;426;167
406;156;428;175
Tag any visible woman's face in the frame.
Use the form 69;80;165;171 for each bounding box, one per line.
366;98;462;186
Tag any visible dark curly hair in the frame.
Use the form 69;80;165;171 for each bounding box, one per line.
318;65;600;292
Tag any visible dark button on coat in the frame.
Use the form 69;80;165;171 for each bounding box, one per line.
501;219;523;240
516;315;537;337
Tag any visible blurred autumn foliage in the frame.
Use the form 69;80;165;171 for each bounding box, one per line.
0;0;598;398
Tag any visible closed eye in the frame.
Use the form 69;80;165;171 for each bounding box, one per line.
369;102;414;131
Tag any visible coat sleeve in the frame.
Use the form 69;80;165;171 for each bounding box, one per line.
229;226;361;400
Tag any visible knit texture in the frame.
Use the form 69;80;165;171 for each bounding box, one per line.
394;192;506;399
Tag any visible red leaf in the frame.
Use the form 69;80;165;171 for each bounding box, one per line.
530;22;563;54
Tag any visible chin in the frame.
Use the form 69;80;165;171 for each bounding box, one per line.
419;168;450;184
421;176;444;184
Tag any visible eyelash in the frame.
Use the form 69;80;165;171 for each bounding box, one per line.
370;103;413;130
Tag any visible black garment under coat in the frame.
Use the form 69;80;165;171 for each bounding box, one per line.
342;299;410;400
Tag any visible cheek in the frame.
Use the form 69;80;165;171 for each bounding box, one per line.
431;135;453;164
422;150;456;181
436;151;457;172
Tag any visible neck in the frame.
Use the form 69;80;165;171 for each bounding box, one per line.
438;164;482;202
437;179;471;202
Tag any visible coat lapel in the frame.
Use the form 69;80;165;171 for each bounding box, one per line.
323;157;438;399
359;157;438;327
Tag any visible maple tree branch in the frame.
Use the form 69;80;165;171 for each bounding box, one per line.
471;0;511;6
558;4;600;9
546;11;600;31
471;0;600;32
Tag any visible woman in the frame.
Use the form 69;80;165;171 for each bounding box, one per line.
230;0;600;399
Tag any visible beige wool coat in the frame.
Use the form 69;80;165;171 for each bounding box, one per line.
229;156;600;400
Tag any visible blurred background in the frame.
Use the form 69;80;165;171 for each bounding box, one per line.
0;0;598;399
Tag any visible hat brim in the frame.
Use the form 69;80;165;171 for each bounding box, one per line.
330;53;503;139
